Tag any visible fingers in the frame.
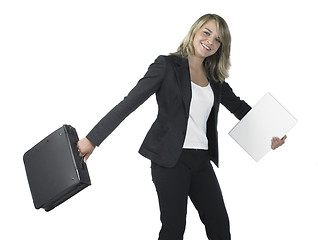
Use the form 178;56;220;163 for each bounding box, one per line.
271;137;279;150
78;147;89;162
77;137;95;163
77;146;89;162
271;137;278;150
77;142;85;157
271;135;287;150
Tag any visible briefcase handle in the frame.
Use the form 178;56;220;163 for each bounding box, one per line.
80;157;86;170
65;124;87;171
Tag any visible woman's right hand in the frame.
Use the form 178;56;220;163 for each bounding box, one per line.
77;137;96;163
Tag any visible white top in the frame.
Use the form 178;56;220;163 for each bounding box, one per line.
183;81;214;150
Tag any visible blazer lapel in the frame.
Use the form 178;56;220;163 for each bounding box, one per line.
172;55;222;118
173;56;191;117
209;78;220;107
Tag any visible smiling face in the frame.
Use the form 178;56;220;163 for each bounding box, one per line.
192;19;222;59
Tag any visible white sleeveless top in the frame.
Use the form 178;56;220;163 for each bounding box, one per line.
183;81;214;150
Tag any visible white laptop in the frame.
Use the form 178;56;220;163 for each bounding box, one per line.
228;92;297;161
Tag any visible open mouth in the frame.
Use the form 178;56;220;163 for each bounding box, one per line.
201;42;211;51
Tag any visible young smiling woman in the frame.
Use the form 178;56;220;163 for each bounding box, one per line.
77;13;286;240
188;19;222;88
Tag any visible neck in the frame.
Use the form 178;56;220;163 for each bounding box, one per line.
188;55;205;70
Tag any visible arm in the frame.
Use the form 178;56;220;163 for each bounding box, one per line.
220;81;251;120
77;55;166;161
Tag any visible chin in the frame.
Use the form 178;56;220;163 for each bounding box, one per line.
201;53;215;59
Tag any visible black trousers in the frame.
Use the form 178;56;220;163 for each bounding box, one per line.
151;149;231;240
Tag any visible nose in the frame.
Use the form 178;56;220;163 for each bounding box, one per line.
207;36;215;45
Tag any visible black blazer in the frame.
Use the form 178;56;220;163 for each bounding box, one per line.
86;55;251;167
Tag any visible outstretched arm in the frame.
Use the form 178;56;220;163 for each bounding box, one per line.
78;55;166;162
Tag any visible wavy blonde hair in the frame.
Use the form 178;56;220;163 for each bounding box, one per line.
172;14;231;83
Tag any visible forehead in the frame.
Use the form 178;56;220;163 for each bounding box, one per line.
201;20;220;36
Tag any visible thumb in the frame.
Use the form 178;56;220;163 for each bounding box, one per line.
83;153;91;163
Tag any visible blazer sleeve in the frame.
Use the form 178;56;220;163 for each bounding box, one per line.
220;81;252;120
86;55;166;147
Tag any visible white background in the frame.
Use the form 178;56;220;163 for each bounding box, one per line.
1;0;317;239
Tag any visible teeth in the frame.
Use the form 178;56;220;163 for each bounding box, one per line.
201;43;211;50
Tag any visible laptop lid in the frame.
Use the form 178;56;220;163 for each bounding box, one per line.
228;92;297;161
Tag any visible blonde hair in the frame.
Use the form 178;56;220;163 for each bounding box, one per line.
172;14;231;83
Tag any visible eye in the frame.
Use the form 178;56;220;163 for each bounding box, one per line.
203;31;210;36
215;38;222;44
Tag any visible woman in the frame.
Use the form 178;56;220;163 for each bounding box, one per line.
77;14;286;240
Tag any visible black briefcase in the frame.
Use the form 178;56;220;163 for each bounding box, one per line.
23;125;91;211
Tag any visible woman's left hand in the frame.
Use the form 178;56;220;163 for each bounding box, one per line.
271;135;287;150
